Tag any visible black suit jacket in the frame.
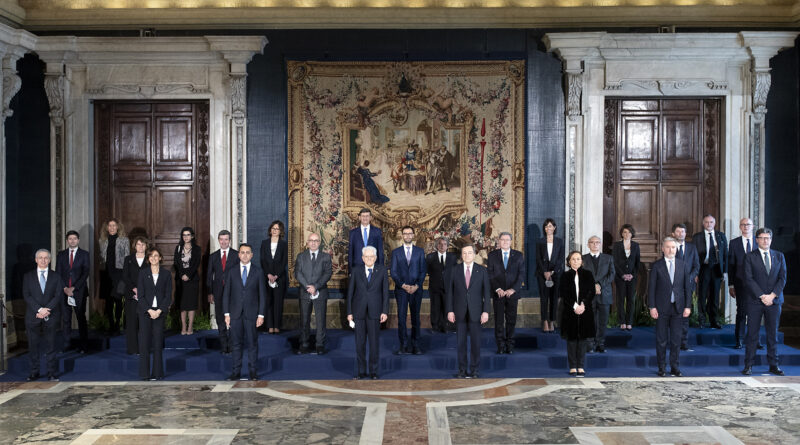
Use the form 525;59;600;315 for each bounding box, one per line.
174;243;202;282
535;237;565;276
425;250;457;294
676;241;700;288
692;230;728;276
647;257;692;313
745;249;787;305
727;236;752;293
136;267;173;315
223;263;267;320
260;239;288;286
611;241;641;279
347;264;390;320
206;248;239;299
487;249;525;299
122;254;149;299
23;269;63;327
55;248;90;302
446;263;491;323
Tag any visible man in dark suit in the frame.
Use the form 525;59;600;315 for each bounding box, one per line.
391;226;427;354
347;245;389;379
673;223;699;350
294;232;333;354
692;214;728;329
742;227;787;376
447;244;491;378
348;208;384;270
23;249;64;381
207;230;238;354
223;243;266;381
582;236;615;353
426;238;457;333
648;237;693;377
55;230;90;353
728;218;762;349
487;232;525;354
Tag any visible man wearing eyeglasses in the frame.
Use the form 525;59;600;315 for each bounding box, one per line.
742;228;787;376
727;218;762;350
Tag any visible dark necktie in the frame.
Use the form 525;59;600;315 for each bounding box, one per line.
708;232;716;263
221;250;227;271
311;252;316;262
764;252;771;274
440;254;444;266
678;245;684;259
367;268;372;282
746;239;751;253
69;250;74;286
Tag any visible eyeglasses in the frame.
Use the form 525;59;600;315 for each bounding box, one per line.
756;236;771;240
308;239;321;243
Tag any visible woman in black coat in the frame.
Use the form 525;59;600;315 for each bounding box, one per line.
138;247;172;380
536;218;565;332
174;226;201;335
122;236;149;355
260;220;288;333
612;224;641;330
560;251;596;377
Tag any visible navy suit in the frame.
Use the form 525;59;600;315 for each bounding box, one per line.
390;244;427;350
137;267;172;379
23;268;63;377
487;248;524;350
693;230;728;326
206;248;238;353
676;241;700;348
347;264;389;375
223;262;267;375
648;257;692;371
349;225;384;269
728;236;754;343
55;247;90;351
446;263;491;374
744;249;787;368
426;250;457;331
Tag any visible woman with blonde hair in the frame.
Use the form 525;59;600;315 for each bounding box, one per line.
98;218;130;335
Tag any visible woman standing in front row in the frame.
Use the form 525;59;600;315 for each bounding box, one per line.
559;251;596;377
612;224;641;331
122;236;149;355
260;220;288;334
175;227;201;335
536;218;564;333
138;247;172;381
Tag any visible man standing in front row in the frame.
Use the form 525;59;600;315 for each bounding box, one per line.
56;230;90;353
23;249;64;381
348;207;384;270
223;243;266;381
487;232;524;354
447;244;491;379
207;230;238;354
693;214;728;329
673;223;700;351
582;236;615;353
294;233;333;354
742;228;787;376
427;238;457;333
728;218;761;349
347;246;389;379
391;226;427;355
648;237;692;377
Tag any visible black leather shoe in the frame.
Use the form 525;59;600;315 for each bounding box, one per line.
249;371;258;381
670;368;682;377
569;370;577;376
370;373;379;380
455;371;467;379
26;372;40;381
657;369;666;377
354;373;367;380
711;323;722;330
596;346;606;353
734;342;743;349
47;374;59;382
576;370;585;377
394;348;408;355
496;346;505;354
412;346;422;355
470;371;480;379
297;346;310;355
505;346;514;355
226;373;241;381
769;366;785;376
316;347;327;355
680;345;689;351
757;344;765;350
741;367;752;376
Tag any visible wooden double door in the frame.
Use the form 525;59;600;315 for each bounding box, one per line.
603;98;722;264
95;101;210;303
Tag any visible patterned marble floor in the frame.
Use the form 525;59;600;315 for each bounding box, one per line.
1;376;799;444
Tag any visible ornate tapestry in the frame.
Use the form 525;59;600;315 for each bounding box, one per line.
287;60;526;288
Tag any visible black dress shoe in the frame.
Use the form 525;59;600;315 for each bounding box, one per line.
680;345;689;351
249;371;258;381
297;346;310;355
757;344;765;350
148;376;158;381
576;370;585;377
470;371;480;379
711;323;722;330
670;368;682;377
769;366;785;376
455;371;467;379
412;346;422;355
26;372;40;381
354;373;368;380
569;370;577;376
47;375;59;382
657;369;666;377
505;347;514;355
316;347;327;355
734;342;743;349
596;346;606;353
741;366;752;376
226;373;241;381
394;348;408;355
496;346;505;354
370;373;379;380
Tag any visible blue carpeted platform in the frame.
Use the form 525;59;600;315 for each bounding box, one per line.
4;325;800;381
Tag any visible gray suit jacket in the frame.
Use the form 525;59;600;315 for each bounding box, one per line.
582;252;615;305
294;249;332;300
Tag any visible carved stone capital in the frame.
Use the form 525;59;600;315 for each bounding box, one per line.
2;65;21;118
230;74;247;125
751;69;771;120
44;73;65;121
566;71;582;118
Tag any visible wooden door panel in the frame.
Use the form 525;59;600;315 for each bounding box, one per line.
619;185;660;261
156;117;193;165
114;119;151;165
153;186;193;241
622;116;659;164
114;187;151;239
663;114;700;165
661;185;700;241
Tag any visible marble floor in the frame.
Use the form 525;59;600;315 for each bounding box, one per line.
1;376;799;444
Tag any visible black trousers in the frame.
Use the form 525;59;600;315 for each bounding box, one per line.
230;317;259;374
212;293;230;353
566;339;588;369
61;295;88;351
745;302;781;368
138;312;165;379
105;296;124;333
299;295;327;349
696;264;721;325
655;304;683;370
396;289;422;348
27;320;58;376
265;284;286;330
125;298;139;354
614;277;637;326
593;301;610;348
456;316;482;373
493;297;518;348
429;289;447;331
537;274;560;322
355;317;381;374
733;286;748;342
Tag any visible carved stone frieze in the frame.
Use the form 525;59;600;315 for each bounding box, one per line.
604;79;730;94
85;83;210;96
566;71;582;118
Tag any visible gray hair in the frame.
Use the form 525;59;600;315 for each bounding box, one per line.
588;235;601;243
662;236;678;246
34;248;51;259
498;232;512;240
362;245;377;256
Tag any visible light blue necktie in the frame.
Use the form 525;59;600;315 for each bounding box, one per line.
367;268;372;283
503;251;509;269
668;260;675;303
39;271;46;293
363;227;368;246
764;252;771;274
242;265;248;286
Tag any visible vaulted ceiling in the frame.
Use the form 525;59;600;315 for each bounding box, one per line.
2;0;799;30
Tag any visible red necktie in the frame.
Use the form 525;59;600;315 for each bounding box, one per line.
69;250;74;286
221;250;227;271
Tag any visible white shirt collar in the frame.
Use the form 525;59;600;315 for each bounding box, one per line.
361;224;370;230
37;268;48;273
501;249;511;254
240;262;251;270
464;262;473;269
221;248;229;255
758;248;770;255
365;265;374;274
309;250;319;256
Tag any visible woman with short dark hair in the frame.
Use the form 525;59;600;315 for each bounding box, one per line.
174;227;201;335
536;218;564;333
138;247;172;380
560;251;596;377
260;220;288;334
612;224;641;330
122;236;149;354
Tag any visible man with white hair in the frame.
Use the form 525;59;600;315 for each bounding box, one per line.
294;233;333;355
347;246;389;379
23;249;64;381
582;236;614;353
